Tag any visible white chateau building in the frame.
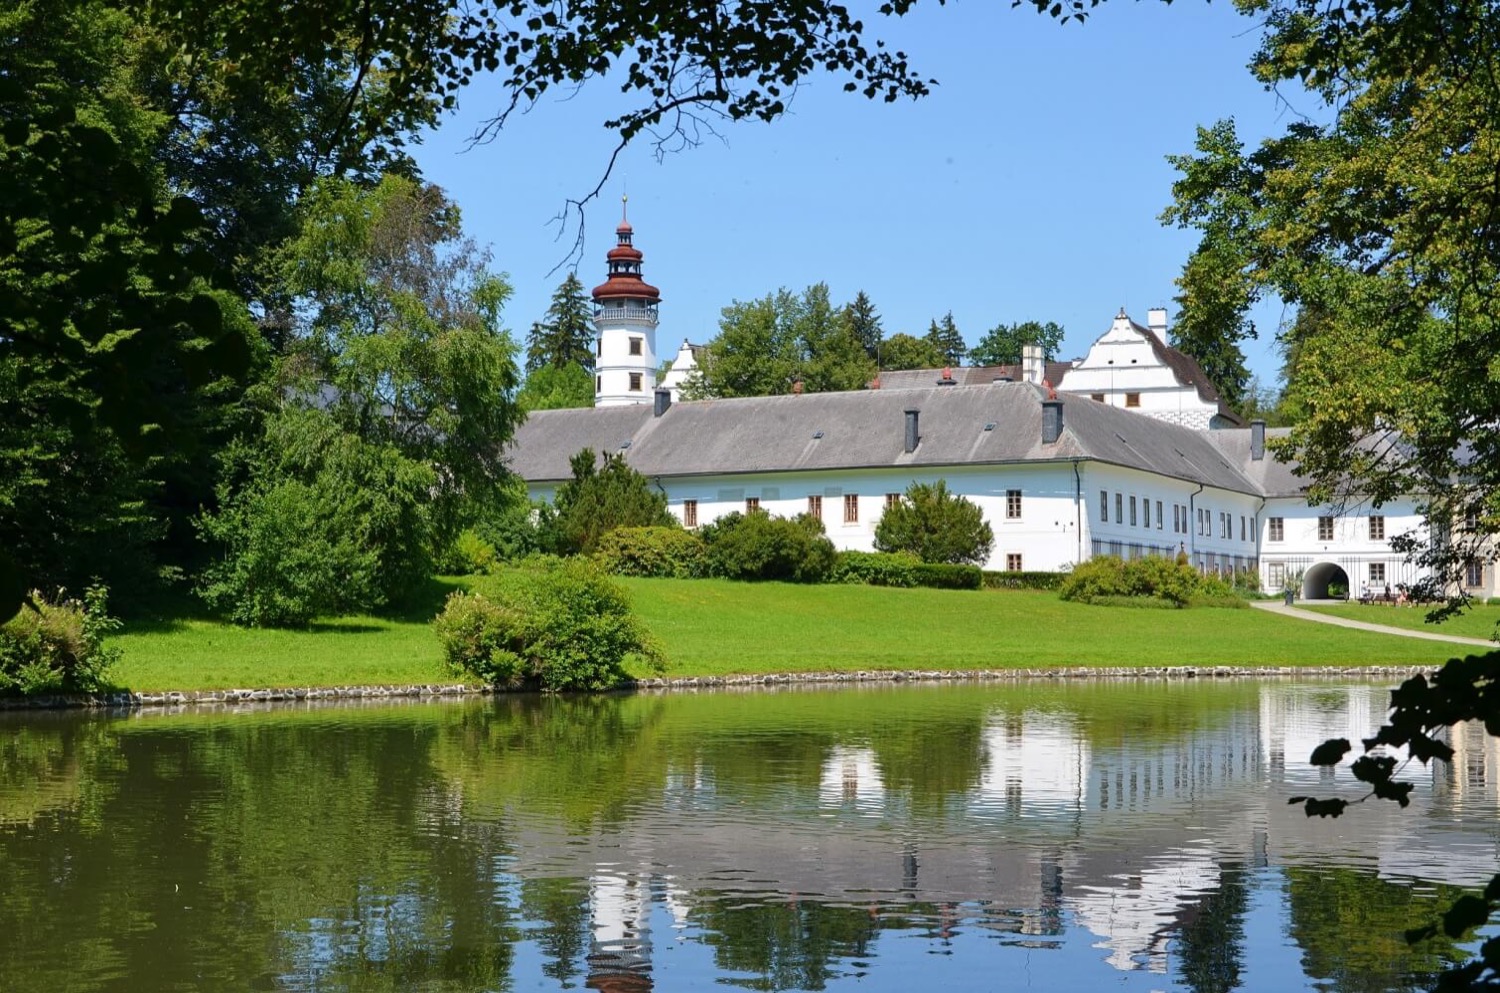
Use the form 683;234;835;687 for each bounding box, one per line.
520;217;1492;601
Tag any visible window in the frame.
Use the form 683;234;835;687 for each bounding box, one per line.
1318;516;1335;541
1091;393;1105;403
807;494;822;520
1125;392;1141;408
1466;511;1480;531
1369;562;1386;583
1100;490;1109;523
1240;516;1247;542
1269;517;1284;541
1467;559;1485;588
1007;489;1022;519
1129;496;1137;526
843;493;859;524
595;375;602;393
596;337;603;356
1196;508;1204;537
1116;493;1124;525
1173;504;1181;534
886;493;902;510
1142;498;1150;529
683;500;698;528
1221;513;1229;539
629;372;643;392
1268;562;1286;589
1369;515;1385;541
628;336;643;356
1156;500;1164;530
1006;553;1023;571
745;497;760;513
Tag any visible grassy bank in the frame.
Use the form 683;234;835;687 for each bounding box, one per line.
1305;602;1500;642
108;577;1470;691
621;579;1466;673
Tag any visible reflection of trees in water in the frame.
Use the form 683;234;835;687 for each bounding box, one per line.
690;896;881;991
1286;866;1467;993
1175;862;1249;993
520;876;591;985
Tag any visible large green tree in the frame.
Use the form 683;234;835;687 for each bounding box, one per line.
878;333;945;372
1162;0;1500;597
687;284;874;398
517;361;595;412
968;320;1066;366
525;272;595;372
546;449;675;554
272;173;521;530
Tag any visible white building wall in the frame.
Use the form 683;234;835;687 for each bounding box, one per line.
1060;312;1219;429
593;301;658;406
1258;496;1428;597
1080;464;1262;576
657;341;699;401
657;463;1087;573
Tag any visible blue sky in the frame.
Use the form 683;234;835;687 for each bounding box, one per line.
414;1;1314;387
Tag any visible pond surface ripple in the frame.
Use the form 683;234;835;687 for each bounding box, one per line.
1;679;1496;992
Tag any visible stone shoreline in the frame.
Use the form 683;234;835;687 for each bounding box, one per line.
0;665;1437;711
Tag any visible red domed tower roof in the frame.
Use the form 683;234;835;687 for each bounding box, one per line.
592;198;661;303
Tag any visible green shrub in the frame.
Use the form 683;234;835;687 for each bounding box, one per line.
594;526;707;578
197;409;436;627
549;449;675;554
438;529;499;575
1059;554;1230;607
700;511;836;583
831;551;920;587
873;480;995;565
911;562;984;590
0;586;120;695
434;559;663;691
982;571;1064;590
1187;594;1251;609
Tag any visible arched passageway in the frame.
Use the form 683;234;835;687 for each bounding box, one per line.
1303;562;1350;600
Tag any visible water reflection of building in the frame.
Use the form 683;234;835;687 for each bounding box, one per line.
498;682;1500;985
587;873;655;991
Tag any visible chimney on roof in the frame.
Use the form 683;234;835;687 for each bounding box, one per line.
1021;343;1044;385
1147;307;1168;339
1251;419;1266;461
791;377;804;395
904;409;921;453
653;388;671;417
1042;398;1063;445
937;367;956;386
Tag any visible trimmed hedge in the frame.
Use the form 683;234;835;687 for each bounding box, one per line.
982;570;1064;591
1059;555;1236;607
594;526;707;578
830;551;920;587
910;562;984;590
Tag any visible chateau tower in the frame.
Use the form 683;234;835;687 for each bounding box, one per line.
592;197;661;406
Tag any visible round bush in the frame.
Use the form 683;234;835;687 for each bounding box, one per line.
435;559;663;691
700;511;836;583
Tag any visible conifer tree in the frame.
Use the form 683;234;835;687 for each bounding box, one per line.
525;273;595;373
843;291;884;360
924;312;966;366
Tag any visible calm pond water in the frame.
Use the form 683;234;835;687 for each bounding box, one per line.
2;680;1497;992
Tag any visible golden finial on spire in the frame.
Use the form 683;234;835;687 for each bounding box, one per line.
621;190;628;223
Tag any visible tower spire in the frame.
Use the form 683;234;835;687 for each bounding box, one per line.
591;207;661;406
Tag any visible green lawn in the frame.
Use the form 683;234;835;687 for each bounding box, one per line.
621;579;1470;675
1304;602;1500;642
110;577;1474;692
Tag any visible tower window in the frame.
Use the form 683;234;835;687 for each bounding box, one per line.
595;375;601;393
596;337;603;356
629;372;643;392
629;337;643;356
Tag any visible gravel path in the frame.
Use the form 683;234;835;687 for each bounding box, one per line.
1250;600;1497;647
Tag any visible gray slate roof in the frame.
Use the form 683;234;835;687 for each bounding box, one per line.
508;382;1269;494
875;362;1075;390
1207;426;1305;497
